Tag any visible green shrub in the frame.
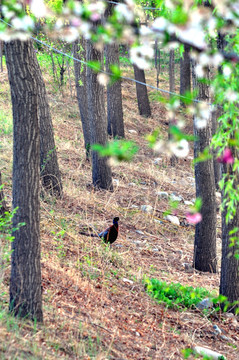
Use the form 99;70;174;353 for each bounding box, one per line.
144;278;212;310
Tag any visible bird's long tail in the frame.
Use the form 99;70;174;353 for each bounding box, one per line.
79;231;99;237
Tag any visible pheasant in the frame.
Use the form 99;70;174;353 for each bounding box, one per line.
79;217;119;244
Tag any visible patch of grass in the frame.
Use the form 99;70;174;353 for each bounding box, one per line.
144;278;212;310
0;110;12;135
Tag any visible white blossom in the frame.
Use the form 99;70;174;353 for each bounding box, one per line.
212;53;223;67
199;53;211;66
140;25;153;37
195;64;205;78
178;26;206;49
97;73;110;86
12;16;34;31
61;26;79;42
115;4;134;23
79;22;91;39
194;116;208;129
130;44;154;69
223;65;232;77
170;139;189;158
30;0;47;18
225;90;238;102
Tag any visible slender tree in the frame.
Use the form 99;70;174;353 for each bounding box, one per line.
180;44;191;105
106;42;125;137
133;64;151;117
5;39;43;321
154;38;160;88
169;49;175;94
168;49;177;166
192;64;217;273
220;153;239;311
86;40;113;190
34;51;63;197
105;1;124;138
211;32;227;190
73;37;91;159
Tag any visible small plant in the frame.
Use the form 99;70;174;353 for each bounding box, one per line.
51;229;66;258
0;111;12;135
0;199;25;283
144;278;212;310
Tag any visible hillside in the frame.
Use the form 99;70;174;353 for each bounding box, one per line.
0;57;238;359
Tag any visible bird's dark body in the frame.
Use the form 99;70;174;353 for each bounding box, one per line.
79;217;119;244
98;217;119;244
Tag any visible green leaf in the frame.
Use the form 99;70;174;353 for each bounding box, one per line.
92;140;139;162
169;125;196;142
193;147;212;164
87;60;101;72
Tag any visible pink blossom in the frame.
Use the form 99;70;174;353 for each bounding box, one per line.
90;13;101;22
186;212;202;225
71;18;82;27
217;148;234;164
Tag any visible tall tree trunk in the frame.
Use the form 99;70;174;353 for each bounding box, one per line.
180;44;191;105
168;49;177;166
192;64;217;273
86;41;113;190
34;52;63;197
211;108;221;190
133;64;151;117
105;1;124;138
105;42;125;138
154;39;160;88
211;32;227;190
73;37;91;159
5;39;43;321
169;49;175;93
220;155;239;312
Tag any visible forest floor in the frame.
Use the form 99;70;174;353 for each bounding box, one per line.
0;58;238;360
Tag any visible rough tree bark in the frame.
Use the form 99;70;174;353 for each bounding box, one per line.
73;37;91;158
211;32;227;190
86;40;113;190
192;64;217;273
169;49;175;94
105;1;124;138
133;64;151;117
154;39;160;88
5;39;43;321
180;44;191;105
105;42;125;138
168;49;178;166
220;153;239;312
34;50;63;197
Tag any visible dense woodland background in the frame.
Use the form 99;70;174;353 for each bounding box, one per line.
0;40;238;358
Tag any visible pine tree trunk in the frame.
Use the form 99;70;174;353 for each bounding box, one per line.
180;44;191;105
86;41;113;190
5;39;43;321
73;38;91;158
133;64;151;117
192;64;217;273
